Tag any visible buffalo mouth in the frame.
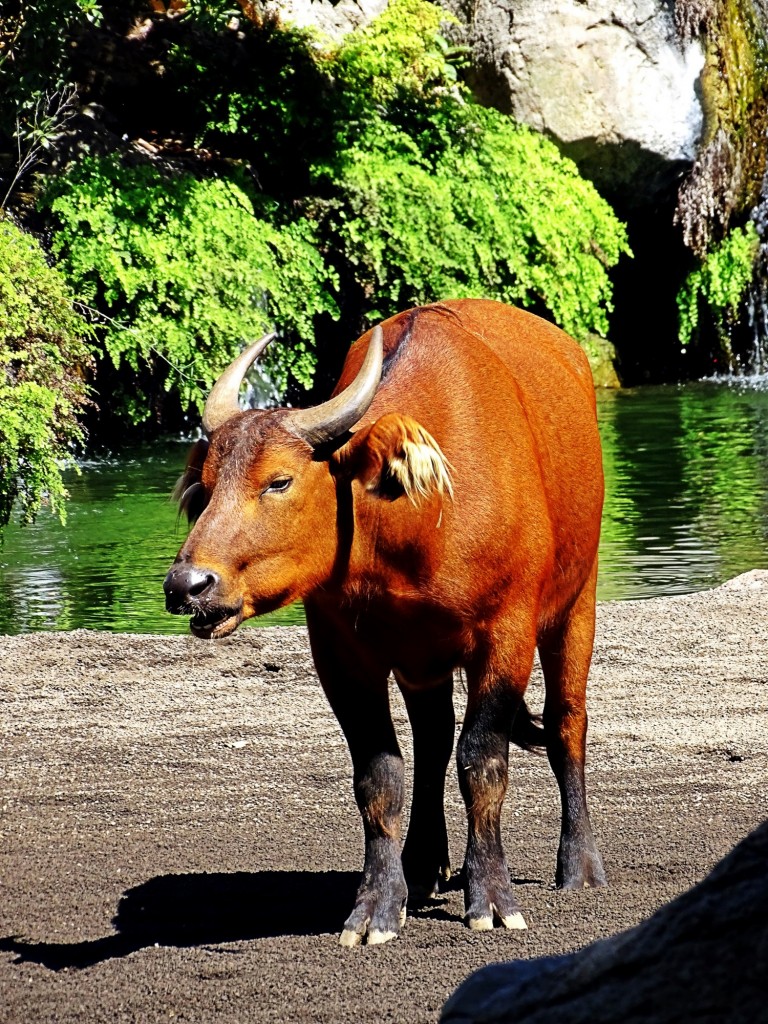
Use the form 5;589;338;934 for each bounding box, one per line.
190;604;243;640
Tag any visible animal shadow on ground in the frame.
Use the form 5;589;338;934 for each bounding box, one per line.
0;870;360;970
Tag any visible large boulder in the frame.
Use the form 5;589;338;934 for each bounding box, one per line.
441;818;768;1023
450;0;705;204
272;0;704;206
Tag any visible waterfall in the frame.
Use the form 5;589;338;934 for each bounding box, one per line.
242;366;282;411
748;172;768;374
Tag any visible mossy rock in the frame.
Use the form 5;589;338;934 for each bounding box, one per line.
579;333;621;388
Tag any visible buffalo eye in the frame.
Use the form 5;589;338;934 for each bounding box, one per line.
264;477;293;495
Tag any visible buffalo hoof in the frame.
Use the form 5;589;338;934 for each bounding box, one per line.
405;863;451;907
403;829;451;907
467;906;528;932
556;837;607;889
339;898;407;947
465;881;528;932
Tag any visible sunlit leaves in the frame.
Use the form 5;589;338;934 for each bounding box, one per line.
322;93;629;339
44;159;338;421
30;0;629;434
677;223;759;354
0;218;92;529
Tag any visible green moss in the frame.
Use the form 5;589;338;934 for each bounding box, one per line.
580;334;621;388
675;1;767;360
691;0;768;227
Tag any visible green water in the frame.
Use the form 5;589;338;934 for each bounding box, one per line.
3;381;768;634
0;446;306;635
596;382;768;600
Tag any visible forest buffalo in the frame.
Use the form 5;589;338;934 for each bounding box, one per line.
164;298;606;945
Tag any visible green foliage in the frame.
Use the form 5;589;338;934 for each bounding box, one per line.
0;218;92;529
323;108;628;338
333;0;462;108
162;0;628;342
309;0;628;338
44;157;338;421
0;1;102;122
0;1;108;210
164;18;334;200
677;222;759;353
176;1;241;32
31;0;628;434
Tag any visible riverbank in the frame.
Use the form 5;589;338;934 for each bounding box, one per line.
1;574;767;1023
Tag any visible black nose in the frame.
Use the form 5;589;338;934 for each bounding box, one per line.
163;564;219;613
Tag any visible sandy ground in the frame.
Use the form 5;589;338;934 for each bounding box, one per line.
1;572;767;1023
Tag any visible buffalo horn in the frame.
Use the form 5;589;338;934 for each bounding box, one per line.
202;332;276;435
287;325;384;446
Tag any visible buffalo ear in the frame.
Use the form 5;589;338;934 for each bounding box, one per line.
334;413;453;505
172;438;209;522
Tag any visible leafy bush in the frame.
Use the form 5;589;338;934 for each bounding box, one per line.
164;16;334;202
45;158;338;422
677;223;759;359
37;0;629;429
323;111;628;337
0;1;104;212
0;218;92;529
170;0;629;338
0;1;100;108
305;0;629;338
332;0;461;108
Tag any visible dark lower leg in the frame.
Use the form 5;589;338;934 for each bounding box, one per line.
539;582;605;889
542;696;606;888
457;690;527;930
323;679;408;946
341;747;409;944
399;675;455;902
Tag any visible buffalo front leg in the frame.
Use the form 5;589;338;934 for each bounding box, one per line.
396;673;455;904
457;673;529;932
539;566;606;889
321;673;408;947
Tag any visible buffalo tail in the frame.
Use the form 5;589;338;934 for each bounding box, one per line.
511;700;547;753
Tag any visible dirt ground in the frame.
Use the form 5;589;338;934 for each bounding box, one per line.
1;572;767;1024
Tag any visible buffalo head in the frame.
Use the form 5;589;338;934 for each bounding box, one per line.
163;328;385;638
164;326;452;639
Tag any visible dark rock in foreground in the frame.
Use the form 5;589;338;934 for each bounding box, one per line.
442;818;768;1023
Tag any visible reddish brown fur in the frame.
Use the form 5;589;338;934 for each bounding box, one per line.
167;298;606;940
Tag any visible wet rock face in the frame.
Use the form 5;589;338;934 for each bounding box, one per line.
450;0;706;204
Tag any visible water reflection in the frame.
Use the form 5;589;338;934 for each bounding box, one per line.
597;382;768;599
2;381;768;633
0;445;304;635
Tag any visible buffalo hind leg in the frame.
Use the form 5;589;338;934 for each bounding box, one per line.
321;673;408;946
457;666;530;931
539;569;606;889
396;674;455;904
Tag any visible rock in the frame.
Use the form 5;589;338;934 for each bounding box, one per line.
450;0;705;204
580;333;621;387
267;0;388;37
441;818;768;1024
264;0;704;205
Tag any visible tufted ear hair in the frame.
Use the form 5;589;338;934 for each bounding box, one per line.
334;413;454;505
172;438;209;523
